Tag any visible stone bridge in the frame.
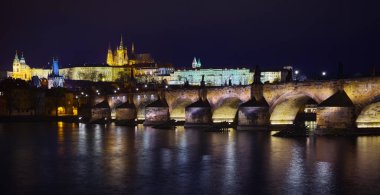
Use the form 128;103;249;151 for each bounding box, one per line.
103;77;380;127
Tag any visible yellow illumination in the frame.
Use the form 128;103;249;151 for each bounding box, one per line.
57;107;65;116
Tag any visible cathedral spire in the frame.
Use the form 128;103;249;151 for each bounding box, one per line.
119;35;124;49
192;57;197;69
20;52;26;64
131;42;135;54
13;50;20;64
14;50;19;60
106;42;114;65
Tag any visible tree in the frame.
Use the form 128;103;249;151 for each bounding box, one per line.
0;78;29;115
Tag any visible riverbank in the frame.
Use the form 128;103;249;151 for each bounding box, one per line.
0;116;78;123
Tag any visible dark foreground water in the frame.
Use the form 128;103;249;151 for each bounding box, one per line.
1;123;380;194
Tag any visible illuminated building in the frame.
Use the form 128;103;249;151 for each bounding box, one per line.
163;60;290;86
47;58;64;88
9;39;286;86
167;68;253;86
192;57;201;69
12;51;32;80
10;37;172;83
107;36;154;66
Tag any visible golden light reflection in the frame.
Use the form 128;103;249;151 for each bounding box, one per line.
356;137;380;176
57;121;65;156
57;122;64;142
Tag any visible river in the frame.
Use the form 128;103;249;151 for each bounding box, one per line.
0;122;380;194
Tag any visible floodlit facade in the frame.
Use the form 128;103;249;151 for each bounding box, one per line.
10;37;171;83
167;68;253;86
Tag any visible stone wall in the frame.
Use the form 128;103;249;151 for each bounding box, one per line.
116;108;136;121
185;107;212;125
89;77;380;127
91;108;111;121
144;107;169;125
238;107;269;126
317;107;355;129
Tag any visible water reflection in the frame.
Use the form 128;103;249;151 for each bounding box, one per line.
0;123;380;194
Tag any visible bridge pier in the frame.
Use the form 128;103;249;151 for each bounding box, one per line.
315;90;355;134
237;98;269;130
90;100;111;123
115;95;137;126
184;84;212;128
144;90;170;126
237;67;270;130
185;75;212;127
185;102;212;128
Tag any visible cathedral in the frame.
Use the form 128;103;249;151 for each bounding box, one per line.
12;51;32;80
10;36;171;84
107;36;154;66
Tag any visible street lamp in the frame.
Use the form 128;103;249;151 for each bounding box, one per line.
294;70;299;81
322;71;326;76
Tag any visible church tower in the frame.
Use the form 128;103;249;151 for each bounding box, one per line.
12;51;31;80
20;52;26;64
13;51;20;73
192;57;197;69
131;42;135;54
106;43;114;65
114;35;128;66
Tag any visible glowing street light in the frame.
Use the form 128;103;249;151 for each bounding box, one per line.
322;71;326;76
295;70;299;75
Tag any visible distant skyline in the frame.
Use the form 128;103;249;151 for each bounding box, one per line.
1;0;379;76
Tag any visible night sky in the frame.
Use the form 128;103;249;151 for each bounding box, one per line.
0;0;379;76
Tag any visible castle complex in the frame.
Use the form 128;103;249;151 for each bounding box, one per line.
9;36;289;86
10;36;166;83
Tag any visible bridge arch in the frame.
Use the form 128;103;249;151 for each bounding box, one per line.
212;97;243;122
356;96;380;128
269;91;320;125
170;98;194;121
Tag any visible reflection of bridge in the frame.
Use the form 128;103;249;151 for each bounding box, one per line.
100;77;380;129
